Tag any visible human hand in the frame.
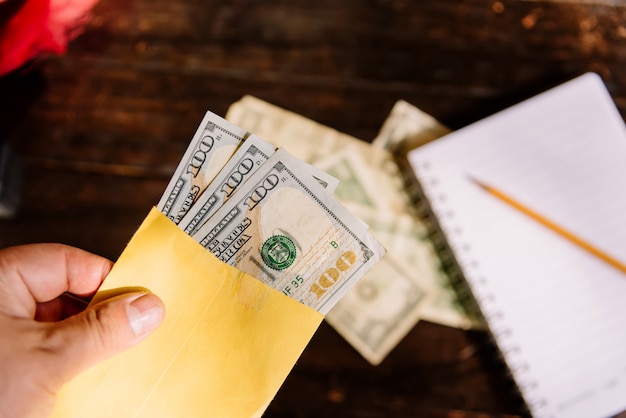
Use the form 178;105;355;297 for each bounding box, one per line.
0;243;165;418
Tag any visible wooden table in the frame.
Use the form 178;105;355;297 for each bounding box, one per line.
2;1;625;416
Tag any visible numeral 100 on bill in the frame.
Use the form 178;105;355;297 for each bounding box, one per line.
309;250;357;300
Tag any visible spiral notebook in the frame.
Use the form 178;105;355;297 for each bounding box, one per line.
407;73;626;418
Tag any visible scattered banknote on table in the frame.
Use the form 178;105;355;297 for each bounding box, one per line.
158;111;384;315
226;96;483;365
372;100;485;330
372;100;451;153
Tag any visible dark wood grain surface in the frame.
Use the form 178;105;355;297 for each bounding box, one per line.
2;1;626;416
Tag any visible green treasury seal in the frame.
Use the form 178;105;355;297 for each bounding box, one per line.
261;235;297;270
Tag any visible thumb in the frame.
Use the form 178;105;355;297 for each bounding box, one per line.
45;291;165;386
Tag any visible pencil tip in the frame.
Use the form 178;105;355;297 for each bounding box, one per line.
467;175;487;190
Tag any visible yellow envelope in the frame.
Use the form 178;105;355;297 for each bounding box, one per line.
51;207;324;418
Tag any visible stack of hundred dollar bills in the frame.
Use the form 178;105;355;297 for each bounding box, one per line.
157;111;385;315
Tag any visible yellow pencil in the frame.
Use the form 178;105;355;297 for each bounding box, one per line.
469;177;626;275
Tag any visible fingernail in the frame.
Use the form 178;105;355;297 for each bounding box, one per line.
126;293;165;337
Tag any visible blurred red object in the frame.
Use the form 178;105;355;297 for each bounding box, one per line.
0;0;99;76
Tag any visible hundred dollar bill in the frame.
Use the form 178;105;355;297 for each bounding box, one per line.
191;148;385;314
158;111;251;223
178;135;277;236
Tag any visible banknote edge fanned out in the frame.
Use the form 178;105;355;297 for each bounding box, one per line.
177;135;278;235
157;111;385;314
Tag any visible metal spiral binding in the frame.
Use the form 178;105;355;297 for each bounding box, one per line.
508;361;530;375
525;397;549;417
397;153;538;417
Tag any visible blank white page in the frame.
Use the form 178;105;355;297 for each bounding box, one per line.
408;73;626;418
